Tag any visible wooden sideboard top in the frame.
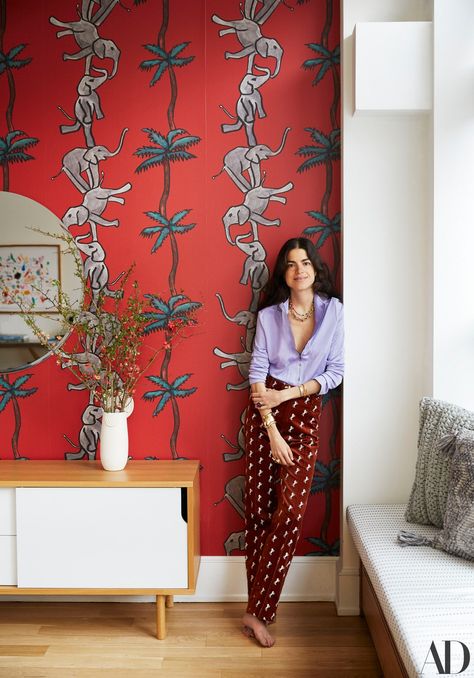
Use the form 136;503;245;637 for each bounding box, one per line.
0;460;200;487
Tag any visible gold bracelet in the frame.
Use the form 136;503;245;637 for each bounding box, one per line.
298;384;304;397
262;413;275;427
302;382;307;397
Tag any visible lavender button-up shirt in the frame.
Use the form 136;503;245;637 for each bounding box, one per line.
248;294;344;395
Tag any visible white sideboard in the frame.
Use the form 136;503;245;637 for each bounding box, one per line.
0;460;200;638
0;487;16;586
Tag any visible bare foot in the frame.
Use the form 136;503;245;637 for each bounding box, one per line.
241;624;255;638
242;612;275;647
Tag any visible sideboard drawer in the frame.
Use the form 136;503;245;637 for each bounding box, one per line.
0;536;17;585
16;487;188;589
0;489;16;535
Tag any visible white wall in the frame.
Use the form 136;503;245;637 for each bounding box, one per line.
432;1;474;410
339;0;433;614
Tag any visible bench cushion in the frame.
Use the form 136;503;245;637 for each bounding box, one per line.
348;504;474;678
406;397;474;527
399;429;474;561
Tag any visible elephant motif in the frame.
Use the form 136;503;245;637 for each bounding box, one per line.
212;0;284;77
81;0;128;25
235;234;269;312
74;233;125;307
213;127;291;192
65;397;103;461
50;14;120;77
62;181;132;240
245;0;285;23
58;68;109;147
216;292;257;352
221;407;248;462
213;338;251;391
76;309;121;352
222;181;293;243
224;530;246;556
213;0;297;559
60;346;102;390
220;66;271;146
53;128;128;191
62;341;123;394
215;475;246;555
214;475;246;518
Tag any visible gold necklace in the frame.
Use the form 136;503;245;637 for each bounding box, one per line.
289;298;314;322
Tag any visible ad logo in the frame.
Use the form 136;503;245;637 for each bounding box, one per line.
422;641;471;675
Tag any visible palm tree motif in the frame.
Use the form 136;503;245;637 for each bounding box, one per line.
311;458;340;494
0;43;31;124
303;43;339;85
136;0;194;128
142;292;198;363
140;42;194;129
135;128;200;294
142;293;200;432
144;369;197;460
303;42;340;127
311;458;340;542
304;210;341;280
141;209;196;253
0;130;39;191
136;128;200;171
296;128;340;217
321;386;342;455
321;1;335;67
143;374;196;416
305;537;340;556
134;2;200;462
321;390;332;409
0;15;31;132
0;374;37;460
142;294;201;335
140;42;194;86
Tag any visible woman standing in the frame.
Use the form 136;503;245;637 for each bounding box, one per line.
242;237;344;647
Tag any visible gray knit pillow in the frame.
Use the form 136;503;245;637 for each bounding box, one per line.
405;397;474;527
399;429;474;561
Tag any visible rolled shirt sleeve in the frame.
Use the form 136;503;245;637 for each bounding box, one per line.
248;312;270;384
313;302;344;395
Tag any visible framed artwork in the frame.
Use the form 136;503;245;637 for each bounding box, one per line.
0;244;61;313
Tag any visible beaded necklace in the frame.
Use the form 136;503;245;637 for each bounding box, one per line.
289;298;314;322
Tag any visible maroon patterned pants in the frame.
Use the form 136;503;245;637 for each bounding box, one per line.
244;376;322;623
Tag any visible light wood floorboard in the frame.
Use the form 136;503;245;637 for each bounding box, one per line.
0;601;382;677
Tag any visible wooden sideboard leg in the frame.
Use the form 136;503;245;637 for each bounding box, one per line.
156;595;166;639
165;595;174;608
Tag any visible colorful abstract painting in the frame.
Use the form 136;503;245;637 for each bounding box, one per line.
0;245;60;312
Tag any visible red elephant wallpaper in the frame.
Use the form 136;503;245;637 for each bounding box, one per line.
0;0;340;557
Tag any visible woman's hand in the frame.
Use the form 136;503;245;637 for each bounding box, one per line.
251;388;283;410
268;427;294;466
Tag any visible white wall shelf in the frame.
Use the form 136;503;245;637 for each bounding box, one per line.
355;21;432;112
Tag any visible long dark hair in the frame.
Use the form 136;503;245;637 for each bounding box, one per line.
259;237;337;311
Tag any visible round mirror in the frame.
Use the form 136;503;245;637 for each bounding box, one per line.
0;192;82;373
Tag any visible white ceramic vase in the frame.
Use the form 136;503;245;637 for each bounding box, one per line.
99;399;134;472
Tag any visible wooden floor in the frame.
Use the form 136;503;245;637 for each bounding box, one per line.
0;601;382;677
